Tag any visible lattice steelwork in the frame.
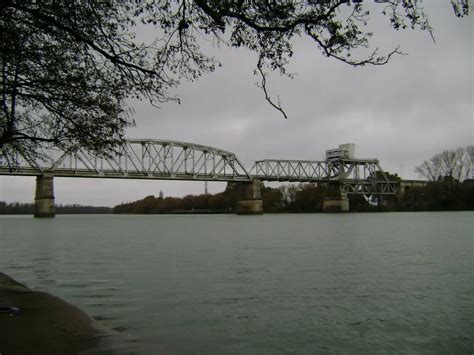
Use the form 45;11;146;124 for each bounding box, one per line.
0;139;251;181
250;158;399;195
0;139;400;194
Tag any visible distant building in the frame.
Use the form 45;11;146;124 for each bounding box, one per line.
159;190;164;199
325;143;355;161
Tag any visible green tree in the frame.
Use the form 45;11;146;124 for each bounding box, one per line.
1;1;469;161
261;185;283;212
293;183;325;212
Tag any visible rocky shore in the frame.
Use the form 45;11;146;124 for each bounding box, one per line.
0;272;117;355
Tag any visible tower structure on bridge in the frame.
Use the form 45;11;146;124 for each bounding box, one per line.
323;143;355;212
325;143;355;161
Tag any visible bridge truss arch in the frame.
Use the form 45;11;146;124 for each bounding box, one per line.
0;139;252;182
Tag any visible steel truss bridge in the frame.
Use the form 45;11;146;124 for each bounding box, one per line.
251;159;399;195
0;139;399;195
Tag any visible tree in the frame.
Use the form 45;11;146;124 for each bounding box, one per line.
261;184;283;212
464;145;474;179
415;146;473;182
1;1;470;161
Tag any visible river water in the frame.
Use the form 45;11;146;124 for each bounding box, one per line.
0;212;473;354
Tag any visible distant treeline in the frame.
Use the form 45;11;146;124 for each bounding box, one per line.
113;183;250;214
398;179;474;212
113;180;474;214
0;202;112;214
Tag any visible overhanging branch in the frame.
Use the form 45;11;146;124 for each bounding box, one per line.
256;57;287;119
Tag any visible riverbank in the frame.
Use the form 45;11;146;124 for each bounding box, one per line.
0;272;114;355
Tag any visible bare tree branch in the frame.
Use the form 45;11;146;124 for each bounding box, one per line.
256;57;287;119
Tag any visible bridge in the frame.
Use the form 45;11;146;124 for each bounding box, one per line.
0;139;402;216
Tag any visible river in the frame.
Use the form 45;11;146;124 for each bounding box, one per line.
0;212;472;353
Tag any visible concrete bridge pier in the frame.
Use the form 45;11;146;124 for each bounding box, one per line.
323;184;349;212
323;193;349;212
34;173;55;218
236;180;263;215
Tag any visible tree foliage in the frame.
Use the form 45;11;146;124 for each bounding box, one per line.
1;0;470;160
0;201;111;214
112;179;474;214
400;180;474;211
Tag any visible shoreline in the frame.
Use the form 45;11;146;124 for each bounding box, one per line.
0;272;122;355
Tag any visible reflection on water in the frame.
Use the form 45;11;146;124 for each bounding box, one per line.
1;213;473;353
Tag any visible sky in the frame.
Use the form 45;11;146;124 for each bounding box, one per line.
1;1;472;207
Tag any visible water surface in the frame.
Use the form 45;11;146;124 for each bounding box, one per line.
1;212;473;353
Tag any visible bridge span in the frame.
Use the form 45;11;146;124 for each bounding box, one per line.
1;139;402;216
1;139;252;182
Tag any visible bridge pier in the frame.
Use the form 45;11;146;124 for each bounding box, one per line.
323;184;349;212
323;194;349;212
34;173;55;218
236;180;263;215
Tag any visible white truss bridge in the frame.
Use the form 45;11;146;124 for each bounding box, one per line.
0;139;399;195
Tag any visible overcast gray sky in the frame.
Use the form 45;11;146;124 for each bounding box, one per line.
1;2;472;206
